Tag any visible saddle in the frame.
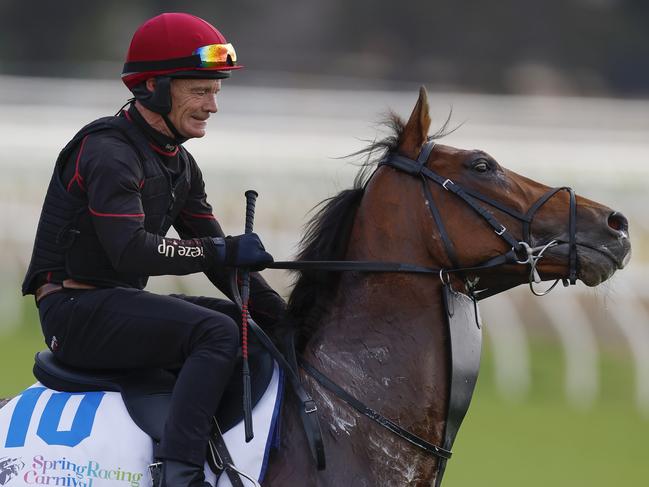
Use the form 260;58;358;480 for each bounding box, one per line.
32;345;275;448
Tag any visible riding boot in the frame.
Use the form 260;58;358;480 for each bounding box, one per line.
150;459;211;487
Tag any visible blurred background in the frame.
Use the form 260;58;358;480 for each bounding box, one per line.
1;1;648;486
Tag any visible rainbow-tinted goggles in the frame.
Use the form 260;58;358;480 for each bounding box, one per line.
193;43;237;67
122;43;239;75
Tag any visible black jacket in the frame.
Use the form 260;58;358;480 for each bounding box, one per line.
23;107;285;324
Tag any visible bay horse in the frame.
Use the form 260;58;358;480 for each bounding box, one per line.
0;87;631;487
262;87;630;486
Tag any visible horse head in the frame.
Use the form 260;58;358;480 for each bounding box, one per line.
363;86;631;296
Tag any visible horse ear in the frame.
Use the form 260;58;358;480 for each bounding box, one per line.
399;86;431;158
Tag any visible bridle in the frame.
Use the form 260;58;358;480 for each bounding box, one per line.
378;139;578;296
263;139;580;469
270;139;579;297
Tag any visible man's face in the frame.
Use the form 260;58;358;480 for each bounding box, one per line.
168;78;221;139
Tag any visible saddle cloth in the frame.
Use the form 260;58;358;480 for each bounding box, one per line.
0;363;283;487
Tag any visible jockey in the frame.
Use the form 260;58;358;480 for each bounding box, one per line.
21;13;286;487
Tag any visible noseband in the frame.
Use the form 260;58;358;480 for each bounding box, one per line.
378;140;578;296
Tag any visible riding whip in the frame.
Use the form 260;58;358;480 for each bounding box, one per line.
241;190;257;442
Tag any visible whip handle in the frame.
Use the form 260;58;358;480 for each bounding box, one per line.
244;190;258;235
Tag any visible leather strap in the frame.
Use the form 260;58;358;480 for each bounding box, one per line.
267;260;438;273
35;283;63;303
421;174;461;269
227;271;326;470
247;317;326;469
62;279;97;290
568;188;578;284
300;359;453;460
208;419;246;487
267;248;520;278
415;140;460;268
35;279;97;304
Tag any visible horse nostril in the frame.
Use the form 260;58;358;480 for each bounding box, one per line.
607;211;629;235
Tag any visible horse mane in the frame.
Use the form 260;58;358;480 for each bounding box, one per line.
282;111;453;347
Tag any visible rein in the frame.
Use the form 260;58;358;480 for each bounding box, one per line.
300;358;453;459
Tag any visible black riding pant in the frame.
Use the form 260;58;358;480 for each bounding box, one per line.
38;287;241;466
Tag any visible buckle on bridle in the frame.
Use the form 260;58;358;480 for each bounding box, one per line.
304;400;318;414
442;179;454;190
494;225;507;236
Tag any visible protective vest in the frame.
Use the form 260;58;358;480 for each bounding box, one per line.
22;116;192;294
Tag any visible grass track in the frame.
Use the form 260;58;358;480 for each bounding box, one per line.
445;342;647;486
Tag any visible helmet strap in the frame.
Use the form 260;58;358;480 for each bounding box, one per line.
161;113;188;144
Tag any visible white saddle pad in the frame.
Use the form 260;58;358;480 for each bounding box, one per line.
0;363;283;487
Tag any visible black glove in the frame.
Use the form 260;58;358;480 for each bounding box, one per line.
212;233;274;271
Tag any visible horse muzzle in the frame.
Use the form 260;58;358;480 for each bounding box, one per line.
549;227;631;287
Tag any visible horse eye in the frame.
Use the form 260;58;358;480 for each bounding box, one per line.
473;160;490;173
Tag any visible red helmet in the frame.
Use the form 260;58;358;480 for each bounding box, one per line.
122;12;242;90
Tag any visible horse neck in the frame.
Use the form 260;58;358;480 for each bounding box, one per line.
302;171;451;483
